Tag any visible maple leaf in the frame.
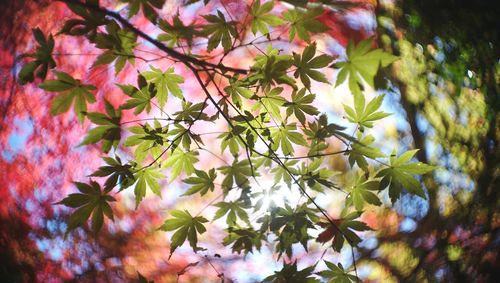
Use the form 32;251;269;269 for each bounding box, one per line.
124;121;168;163
182;169;217;196
158;15;201;48
349;173;381;211
90;156;135;190
377;149;434;203
141;65;184;108
282;8;327;42
162;150;199;180
119;82;156;115
40;71;96;123
263;261;320;283
348;134;385;172
334;37;397;95
202;10;237;52
92;21;138;74
270;123;308;156
133;167;164;208
250;0;284;35
254;87;286;120
316;211;371;252
213;201;251;225
223;227;265;254
218;159;253;193
18;28;56;84
293;42;334;88
284;88;320;125
343;94;391;131
56;181;116;236
159;210;208;257
319;261;359;283
80;101;121;153
122;0;165;23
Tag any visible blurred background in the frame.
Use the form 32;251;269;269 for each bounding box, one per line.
0;0;498;282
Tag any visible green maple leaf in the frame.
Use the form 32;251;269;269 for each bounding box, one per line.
270;160;299;188
254;87;286;120
219;130;244;156
270;204;317;258
343;93;391;131
222;227;265;254
284;88;320;125
173;100;210;122
270;123;308;156
319;261;359;283
168;124;196;151
56;181;116;236
124;121;168;163
119;83;155;115
250;0;285;35
348;134;384;172
122;0;165;23
202;10;237;52
80;101;121;153
92;21;138;74
247;45;295;91
213;201;250;225
293;42;334;88
162;150;199;180
263;261;320;283
159;210;208;256
19;28;56;84
349;173;381;211
158;14;201;48
282;8;326;42
39;71;96;123
224;78;254;108
182;169;217;196
377;149;434;203
141;66;184;108
218;159;253;193
133;167;164;208
334;37;397;95
58;2;109;37
90;156;135;190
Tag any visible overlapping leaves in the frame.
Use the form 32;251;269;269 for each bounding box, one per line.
18;28;56;84
81;101;121;153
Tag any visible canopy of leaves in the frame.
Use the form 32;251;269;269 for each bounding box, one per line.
3;0;465;282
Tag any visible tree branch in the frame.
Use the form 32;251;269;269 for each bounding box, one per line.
59;0;248;75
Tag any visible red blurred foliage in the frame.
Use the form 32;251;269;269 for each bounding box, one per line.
318;0;375;46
